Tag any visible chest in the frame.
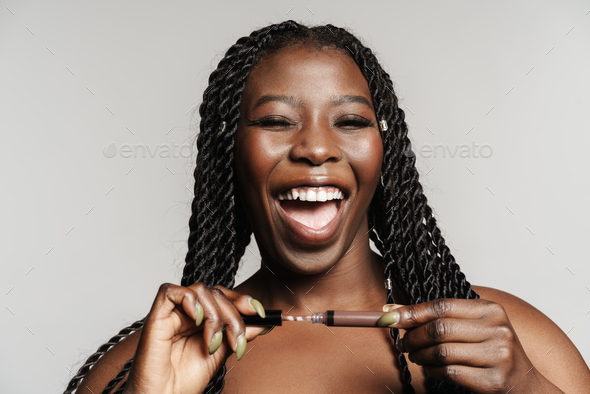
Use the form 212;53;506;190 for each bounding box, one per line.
223;323;429;393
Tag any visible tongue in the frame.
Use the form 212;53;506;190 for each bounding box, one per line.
280;200;338;230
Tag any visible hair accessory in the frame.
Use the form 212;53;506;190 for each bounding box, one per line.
219;121;226;132
384;278;392;290
379;119;388;132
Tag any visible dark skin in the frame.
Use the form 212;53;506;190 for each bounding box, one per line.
78;45;590;394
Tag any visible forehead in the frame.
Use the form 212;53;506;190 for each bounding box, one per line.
240;45;372;108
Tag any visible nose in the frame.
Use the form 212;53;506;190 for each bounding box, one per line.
289;121;342;166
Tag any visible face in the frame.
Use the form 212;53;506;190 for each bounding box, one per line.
234;45;383;275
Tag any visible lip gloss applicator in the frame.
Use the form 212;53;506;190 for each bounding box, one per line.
241;310;392;328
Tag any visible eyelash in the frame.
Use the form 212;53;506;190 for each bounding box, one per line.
248;117;374;129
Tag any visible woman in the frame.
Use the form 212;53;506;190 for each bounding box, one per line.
65;20;590;394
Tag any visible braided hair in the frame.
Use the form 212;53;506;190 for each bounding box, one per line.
64;20;478;394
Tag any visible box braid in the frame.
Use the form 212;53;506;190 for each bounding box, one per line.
64;20;478;394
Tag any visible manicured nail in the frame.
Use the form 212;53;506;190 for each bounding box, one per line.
249;298;266;319
208;331;223;355
195;302;204;327
382;304;402;312
376;311;400;327
259;326;274;336
235;334;247;361
396;337;407;353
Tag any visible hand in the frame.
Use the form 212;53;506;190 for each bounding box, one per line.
378;299;544;394
123;283;268;394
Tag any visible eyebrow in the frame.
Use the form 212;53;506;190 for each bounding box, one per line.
251;94;373;111
252;95;303;110
330;95;373;109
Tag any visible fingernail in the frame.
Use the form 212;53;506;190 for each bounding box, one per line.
376;311;400;327
249;298;266;319
195;302;204;327
396;337;406;353
382;304;402;312
259;326;274;336
235;334;247;361
208;331;223;355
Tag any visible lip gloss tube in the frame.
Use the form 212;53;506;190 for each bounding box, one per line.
310;310;389;327
240;310;390;327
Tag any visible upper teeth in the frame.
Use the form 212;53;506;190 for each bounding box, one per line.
278;186;345;202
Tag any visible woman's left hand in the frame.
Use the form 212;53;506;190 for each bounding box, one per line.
379;299;564;394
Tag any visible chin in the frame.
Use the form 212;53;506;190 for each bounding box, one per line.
272;245;345;276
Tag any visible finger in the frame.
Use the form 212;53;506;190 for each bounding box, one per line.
408;342;494;368
422;364;505;393
145;283;200;340
149;283;198;320
190;283;226;355
203;285;269;339
201;284;266;318
399;318;490;353
381;298;504;329
209;286;269;347
209;286;249;360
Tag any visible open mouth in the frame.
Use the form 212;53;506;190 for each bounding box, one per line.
275;186;347;242
278;186;344;230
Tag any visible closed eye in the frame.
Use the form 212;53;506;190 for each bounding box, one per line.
247;117;294;128
335;117;374;129
336;119;373;129
246;116;375;130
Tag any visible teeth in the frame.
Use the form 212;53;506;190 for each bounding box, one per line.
277;186;345;202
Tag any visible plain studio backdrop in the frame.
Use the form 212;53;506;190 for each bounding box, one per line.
1;1;589;392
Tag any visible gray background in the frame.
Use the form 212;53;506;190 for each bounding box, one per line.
1;1;589;393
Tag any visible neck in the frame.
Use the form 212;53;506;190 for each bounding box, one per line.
244;237;389;315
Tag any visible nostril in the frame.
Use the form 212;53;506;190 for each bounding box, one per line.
289;132;342;165
290;152;341;166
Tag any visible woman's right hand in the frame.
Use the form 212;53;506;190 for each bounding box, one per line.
123;283;268;394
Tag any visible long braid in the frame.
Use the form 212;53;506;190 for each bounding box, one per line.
65;20;478;394
101;358;134;394
62;318;144;394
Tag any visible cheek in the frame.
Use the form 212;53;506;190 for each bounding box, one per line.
347;133;383;187
234;132;285;197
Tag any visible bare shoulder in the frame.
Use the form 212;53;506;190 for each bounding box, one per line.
76;328;142;394
472;285;590;391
